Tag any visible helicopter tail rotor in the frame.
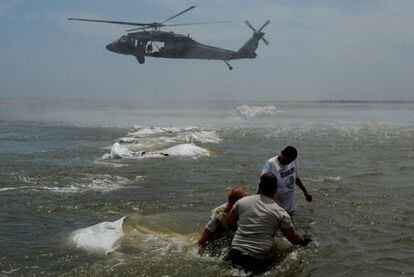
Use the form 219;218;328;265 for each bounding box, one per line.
244;20;270;45
235;20;270;59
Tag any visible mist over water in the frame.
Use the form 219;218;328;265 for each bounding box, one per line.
0;99;413;276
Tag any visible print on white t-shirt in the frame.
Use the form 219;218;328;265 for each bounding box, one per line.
261;156;298;213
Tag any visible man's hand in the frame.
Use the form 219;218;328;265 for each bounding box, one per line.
282;227;313;246
304;192;312;202
296;178;312;202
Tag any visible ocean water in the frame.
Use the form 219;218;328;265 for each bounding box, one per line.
0;99;413;276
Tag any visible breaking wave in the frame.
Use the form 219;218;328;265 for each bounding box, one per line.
102;125;220;160
1;174;142;194
233;105;279;118
40;175;133;193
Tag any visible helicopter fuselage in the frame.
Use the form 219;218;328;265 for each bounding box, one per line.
106;31;242;62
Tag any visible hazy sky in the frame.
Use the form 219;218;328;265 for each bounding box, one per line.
0;0;413;101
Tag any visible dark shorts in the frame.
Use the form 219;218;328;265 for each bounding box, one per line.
229;248;270;274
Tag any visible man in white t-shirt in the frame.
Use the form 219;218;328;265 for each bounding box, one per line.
261;146;312;215
227;173;312;273
197;188;247;246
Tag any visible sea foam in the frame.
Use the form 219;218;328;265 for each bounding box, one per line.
181;130;221;143
30;175;136;194
0;187;20;192
128;126;180;136
111;142;134;159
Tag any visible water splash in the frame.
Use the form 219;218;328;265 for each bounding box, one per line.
233;105;279;118
70;217;125;254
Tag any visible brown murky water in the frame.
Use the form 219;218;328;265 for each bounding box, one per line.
1;101;413;276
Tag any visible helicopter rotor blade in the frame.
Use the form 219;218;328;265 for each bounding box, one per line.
127;26;149;32
261;37;269;45
244;20;256;32
68;18;149;27
166;21;229;27
127;23;165;32
258;20;270;32
161;5;196;24
127;21;229;32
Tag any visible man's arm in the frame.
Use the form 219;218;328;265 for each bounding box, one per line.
197;228;212;246
197;211;220;246
259;161;272;193
295;177;312;202
226;207;239;228
281;226;312;246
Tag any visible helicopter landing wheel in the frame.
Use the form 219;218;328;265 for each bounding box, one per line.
137;56;145;64
224;60;233;70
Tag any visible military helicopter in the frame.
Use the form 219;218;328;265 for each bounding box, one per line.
69;6;269;70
